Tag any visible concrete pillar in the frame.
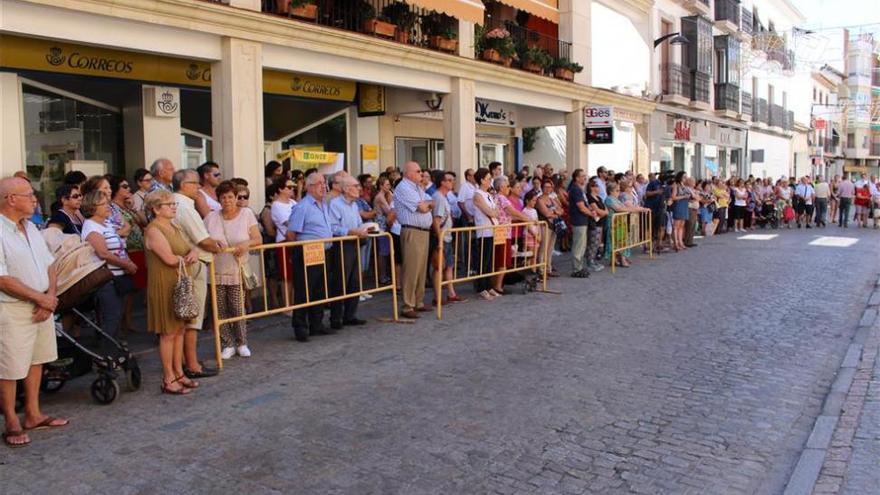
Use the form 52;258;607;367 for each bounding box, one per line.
227;0;260;11
559;0;592;86
443;77;476;178
123;85;182;180
211;37;264;206
457;20;475;59
565;101;587;173
0;73;25;177
635;121;650;175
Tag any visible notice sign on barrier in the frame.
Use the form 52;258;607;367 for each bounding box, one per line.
493;226;508;245
303;243;326;266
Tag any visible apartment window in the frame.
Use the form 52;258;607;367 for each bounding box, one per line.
813;87;817;102
713;35;741;86
682;16;713;74
848;133;855;148
768;84;775;106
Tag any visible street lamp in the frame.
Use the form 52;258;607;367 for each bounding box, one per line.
653;33;689;49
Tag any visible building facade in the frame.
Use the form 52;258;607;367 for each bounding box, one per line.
842;33;880;173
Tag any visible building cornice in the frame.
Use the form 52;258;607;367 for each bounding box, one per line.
15;0;656;114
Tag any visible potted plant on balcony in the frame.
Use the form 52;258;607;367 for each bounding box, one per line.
382;1;418;44
359;2;397;38
521;46;552;75
421;11;458;52
482;28;516;66
287;0;318;20
551;58;583;81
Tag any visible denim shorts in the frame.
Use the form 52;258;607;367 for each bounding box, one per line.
442;240;455;268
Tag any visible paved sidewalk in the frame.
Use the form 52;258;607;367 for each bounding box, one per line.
1;228;878;494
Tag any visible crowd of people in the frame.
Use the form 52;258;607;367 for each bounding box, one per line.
3;155;879;447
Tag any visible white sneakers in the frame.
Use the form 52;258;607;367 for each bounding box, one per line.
359;293;373;302
221;345;252;359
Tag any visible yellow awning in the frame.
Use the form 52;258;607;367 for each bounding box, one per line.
408;0;485;25
495;0;559;23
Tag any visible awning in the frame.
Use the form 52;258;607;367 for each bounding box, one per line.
408;0;485;25
495;0;559;23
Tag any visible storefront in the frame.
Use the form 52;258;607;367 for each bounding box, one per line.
651;107;746;179
0;34;365;211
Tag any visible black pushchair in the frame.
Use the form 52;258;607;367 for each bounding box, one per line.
29;231;142;405
755;200;779;230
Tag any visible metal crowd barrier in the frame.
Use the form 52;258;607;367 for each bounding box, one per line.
609;211;653;273
208;232;399;369
434;221;551;320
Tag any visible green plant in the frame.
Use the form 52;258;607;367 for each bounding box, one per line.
522;127;539;153
474;24;486;53
421;11;457;39
552;58;584;73
483;27;516;59
382;2;418;31
521;46;553;69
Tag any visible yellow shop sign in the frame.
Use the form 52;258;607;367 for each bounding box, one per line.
0;35;355;102
276;148;339;164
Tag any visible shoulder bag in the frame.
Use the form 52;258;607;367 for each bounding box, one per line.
173;258;199;320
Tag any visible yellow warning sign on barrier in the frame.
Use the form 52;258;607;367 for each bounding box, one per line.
303;243;326;266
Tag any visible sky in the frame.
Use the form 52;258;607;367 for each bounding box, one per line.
794;0;880;33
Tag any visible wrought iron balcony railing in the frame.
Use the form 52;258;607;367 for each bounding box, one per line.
715;0;740;27
741;91;753;115
740;7;753;35
661;63;689;98
714;82;740;111
756;97;769;124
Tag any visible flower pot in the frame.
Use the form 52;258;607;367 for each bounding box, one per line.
429;36;458;53
274;0;292;14
502;57;513;68
364;19;397;38
290;3;318;20
523;60;544;74
394;29;410;44
554;67;574;81
481;48;503;64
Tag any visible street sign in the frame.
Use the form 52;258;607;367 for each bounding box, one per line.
584;106;613;127
585;127;614;144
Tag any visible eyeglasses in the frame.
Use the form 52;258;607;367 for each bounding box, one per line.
120;183;130;189
69;194;82;199
140;177;153;183
237;195;249;200
158;202;177;208
283;184;295;189
7;192;35;199
183;181;200;185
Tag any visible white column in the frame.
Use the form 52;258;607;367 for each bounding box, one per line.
443;77;476;178
212;37;264;206
565;101;587;172
123;85;182;179
0;73;25;177
559;0;592;86
457;20;475;59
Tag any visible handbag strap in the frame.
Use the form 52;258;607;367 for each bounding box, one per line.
178;257;189;281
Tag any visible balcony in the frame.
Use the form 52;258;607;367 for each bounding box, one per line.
691;71;711;110
873;68;880;88
768;104;784;129
714;82;740;118
785;110;794;131
660;63;691;106
681;0;711;17
740;8;753;39
261;0;460;55
478;16;573;80
740;91;752;121
714;0;740;35
756;97;768;125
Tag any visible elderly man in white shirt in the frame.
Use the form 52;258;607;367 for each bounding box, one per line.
0;177;68;448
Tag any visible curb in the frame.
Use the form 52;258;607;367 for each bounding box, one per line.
782;275;880;495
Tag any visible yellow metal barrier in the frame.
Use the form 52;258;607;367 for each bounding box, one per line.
609;211;653;273
434;221;551;320
208;233;399;369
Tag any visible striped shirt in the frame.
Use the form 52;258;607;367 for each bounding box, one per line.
392;178;432;229
82;219;129;276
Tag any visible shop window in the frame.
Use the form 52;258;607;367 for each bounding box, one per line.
283;112;348;170
22;84;122;216
395;138;445;170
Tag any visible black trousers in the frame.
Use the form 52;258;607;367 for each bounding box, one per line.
329;240;360;325
290;244;329;337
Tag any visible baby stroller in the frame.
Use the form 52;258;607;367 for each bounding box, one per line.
39;230;142;405
756;200;779;229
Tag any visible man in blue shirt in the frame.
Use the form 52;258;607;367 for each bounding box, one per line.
328;176;369;329
392;161;433;318
286;173;334;342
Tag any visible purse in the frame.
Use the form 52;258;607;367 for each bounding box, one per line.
172;258;199;321
240;261;258;291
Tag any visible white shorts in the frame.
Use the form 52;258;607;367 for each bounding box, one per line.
0;301;58;380
186;262;208;331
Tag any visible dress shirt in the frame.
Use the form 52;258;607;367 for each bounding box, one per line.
329;196;363;237
446;191;461;219
795;184;815;204
814;182;830;199
148;179;172;194
597;178;607;201
173;192;212;262
457;181;476;218
0;214;54;303
393;178;433;229
288;194;333;241
838;180;855;199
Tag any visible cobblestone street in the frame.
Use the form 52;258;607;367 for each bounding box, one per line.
1;227;878;494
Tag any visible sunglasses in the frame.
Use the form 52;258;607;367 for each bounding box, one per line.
69;194;82;199
139;177;152;183
120;183;130;189
284;184;295;189
158;202;177;208
212;172;222;178
237;195;249;200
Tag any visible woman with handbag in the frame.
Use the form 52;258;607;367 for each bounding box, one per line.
144;190;201;395
204;181;260;360
535;180;562;277
80;191;138;351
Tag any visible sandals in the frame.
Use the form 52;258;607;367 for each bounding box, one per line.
161;379;191;395
3;430;30;448
447;295;467;303
23;416;69;431
175;375;200;389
